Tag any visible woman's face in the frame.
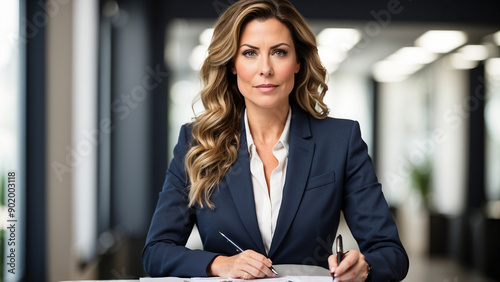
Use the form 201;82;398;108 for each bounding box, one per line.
233;18;300;112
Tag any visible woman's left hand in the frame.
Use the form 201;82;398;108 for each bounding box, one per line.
328;250;369;282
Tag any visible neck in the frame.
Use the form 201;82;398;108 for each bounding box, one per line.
246;104;289;145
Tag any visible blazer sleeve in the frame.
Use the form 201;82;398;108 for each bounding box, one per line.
142;125;220;277
342;121;409;281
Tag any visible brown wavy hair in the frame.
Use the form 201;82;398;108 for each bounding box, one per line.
185;0;329;208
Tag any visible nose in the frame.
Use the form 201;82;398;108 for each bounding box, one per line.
259;56;273;77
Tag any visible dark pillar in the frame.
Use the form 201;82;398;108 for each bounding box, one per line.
25;0;47;281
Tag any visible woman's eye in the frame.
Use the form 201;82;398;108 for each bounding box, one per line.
273;49;288;56
243;50;257;57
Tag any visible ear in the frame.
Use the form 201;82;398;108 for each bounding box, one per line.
229;61;236;75
295;61;300;74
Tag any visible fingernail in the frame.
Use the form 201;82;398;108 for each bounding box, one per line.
330;267;335;273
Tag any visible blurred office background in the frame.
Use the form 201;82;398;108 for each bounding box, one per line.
1;0;500;281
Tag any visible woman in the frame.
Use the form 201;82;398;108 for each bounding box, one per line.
142;0;409;281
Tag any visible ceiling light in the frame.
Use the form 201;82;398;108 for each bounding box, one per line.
492;30;500;46
377;60;423;75
447;53;478;70
317;28;361;52
486;57;500;78
318;46;344;73
386;47;438;64
189;45;208;71
199;28;214;46
415;30;467;53
458;45;489;61
318;46;347;64
373;60;423;83
372;72;408;83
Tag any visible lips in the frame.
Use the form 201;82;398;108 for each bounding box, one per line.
255;84;279;93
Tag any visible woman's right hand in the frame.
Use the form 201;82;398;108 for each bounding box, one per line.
207;250;276;279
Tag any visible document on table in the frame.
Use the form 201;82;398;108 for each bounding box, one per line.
140;264;333;282
140;277;333;282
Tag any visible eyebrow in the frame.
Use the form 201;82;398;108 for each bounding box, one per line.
240;43;291;49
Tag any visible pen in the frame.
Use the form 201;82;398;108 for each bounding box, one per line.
332;234;343;280
218;231;279;276
336;234;343;266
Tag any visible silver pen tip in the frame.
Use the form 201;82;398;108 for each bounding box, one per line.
336;234;343;253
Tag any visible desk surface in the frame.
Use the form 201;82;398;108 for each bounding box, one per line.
61;264;331;282
61;280;138;282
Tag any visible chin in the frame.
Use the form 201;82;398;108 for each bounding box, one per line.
249;100;289;111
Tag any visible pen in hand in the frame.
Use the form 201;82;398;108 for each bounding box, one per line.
218;231;279;276
336;234;343;266
332;234;343;280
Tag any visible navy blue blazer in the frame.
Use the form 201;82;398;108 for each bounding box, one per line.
142;105;409;281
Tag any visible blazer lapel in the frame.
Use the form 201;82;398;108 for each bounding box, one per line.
268;106;315;257
226;118;266;254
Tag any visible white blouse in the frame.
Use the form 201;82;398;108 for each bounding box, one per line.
244;108;291;254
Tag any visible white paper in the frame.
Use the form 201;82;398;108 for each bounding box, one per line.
140;276;332;282
140;264;333;282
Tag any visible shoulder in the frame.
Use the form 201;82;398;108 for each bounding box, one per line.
171;123;195;156
291;103;357;130
178;123;195;141
291;103;359;137
309;115;357;128
307;115;360;139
